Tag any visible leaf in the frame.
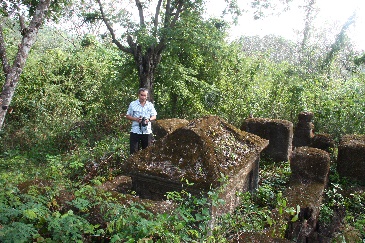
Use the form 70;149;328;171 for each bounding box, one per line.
23;209;37;220
267;216;273;226
175;222;184;230
195;213;204;221
291;214;299;222
285;207;296;215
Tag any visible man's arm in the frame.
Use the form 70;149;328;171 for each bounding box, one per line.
126;114;140;122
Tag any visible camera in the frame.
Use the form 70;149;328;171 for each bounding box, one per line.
140;117;148;127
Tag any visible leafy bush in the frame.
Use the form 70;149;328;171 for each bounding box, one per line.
0;222;38;243
47;210;97;242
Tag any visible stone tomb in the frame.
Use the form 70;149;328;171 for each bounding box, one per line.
241;117;293;162
293;112;315;148
151;118;189;140
337;134;365;184
284;147;330;242
310;133;335;153
126;115;268;216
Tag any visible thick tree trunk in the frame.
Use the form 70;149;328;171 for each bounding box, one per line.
0;0;51;130
97;0;184;103
135;44;162;102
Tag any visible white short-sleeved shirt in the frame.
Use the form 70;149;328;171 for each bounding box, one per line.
126;100;157;134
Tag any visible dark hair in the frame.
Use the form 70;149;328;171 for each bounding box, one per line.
138;88;149;94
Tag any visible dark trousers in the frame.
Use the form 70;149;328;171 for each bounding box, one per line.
130;132;153;155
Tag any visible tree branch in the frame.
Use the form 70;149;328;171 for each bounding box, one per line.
170;1;184;28
158;0;184;52
135;0;145;26
0;25;10;74
19;14;27;35
153;0;163;34
96;0;133;54
301;0;317;51
321;13;356;70
163;0;184;29
163;0;171;28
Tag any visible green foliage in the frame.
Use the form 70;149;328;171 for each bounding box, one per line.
82;12;101;24
155;16;229;118
258;160;291;195
217;191;270;235
107;202;167;242
0;179;97;242
320;173;365;240
103;186;220;242
354;53;365;66
48;210;97;242
1;3;365;241
0;222;38;243
1;34;133;152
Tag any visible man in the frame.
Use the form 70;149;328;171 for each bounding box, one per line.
126;88;157;155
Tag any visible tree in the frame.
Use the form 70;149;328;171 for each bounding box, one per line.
320;13;356;72
89;0;298;103
89;0;247;103
91;0;209;102
154;17;231;118
299;0;318;52
0;0;70;129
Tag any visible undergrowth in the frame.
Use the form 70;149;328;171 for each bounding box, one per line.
1;137;365;242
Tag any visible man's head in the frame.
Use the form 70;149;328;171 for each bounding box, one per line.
138;88;148;103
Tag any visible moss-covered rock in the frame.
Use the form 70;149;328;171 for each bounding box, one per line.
125;115;269;214
284;147;331;242
290;147;330;184
310;133;336;153
293;112;315;148
337;134;365;184
241;117;293;162
152;118;189;140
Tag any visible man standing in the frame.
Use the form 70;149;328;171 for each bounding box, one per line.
126;88;157;155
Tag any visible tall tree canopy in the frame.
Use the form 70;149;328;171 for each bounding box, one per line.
82;0;246;102
90;0;209;102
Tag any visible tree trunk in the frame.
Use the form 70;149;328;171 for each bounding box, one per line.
135;44;162;102
171;91;178;117
0;0;51;130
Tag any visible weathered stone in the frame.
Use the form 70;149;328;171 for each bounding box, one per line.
297;112;314;123
337;134;365;184
284;147;331;242
290;146;331;184
152;118;189;140
310;133;335;153
284;182;326;242
293;112;314;148
241;117;293;162
125;115;269;217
